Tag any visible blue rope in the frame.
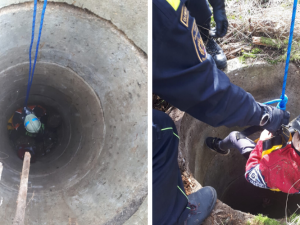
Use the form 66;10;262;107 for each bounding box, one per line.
263;99;282;105
24;0;48;107
263;0;298;111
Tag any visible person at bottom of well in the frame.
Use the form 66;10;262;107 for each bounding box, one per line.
7;105;47;140
7;105;60;161
206;117;300;194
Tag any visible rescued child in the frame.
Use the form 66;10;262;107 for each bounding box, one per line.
206;117;300;194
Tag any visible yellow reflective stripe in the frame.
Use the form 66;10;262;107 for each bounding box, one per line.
261;145;282;158
270;188;281;192
166;0;180;11
288;133;293;142
177;185;188;200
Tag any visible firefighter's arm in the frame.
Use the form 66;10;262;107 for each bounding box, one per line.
153;0;291;130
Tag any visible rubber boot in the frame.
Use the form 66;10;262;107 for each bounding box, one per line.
184;186;217;225
199;25;227;69
205;137;230;155
205;36;227;69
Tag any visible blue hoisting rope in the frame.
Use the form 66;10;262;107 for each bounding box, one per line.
263;0;298;111
24;0;48;107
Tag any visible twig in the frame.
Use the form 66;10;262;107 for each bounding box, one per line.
229;25;252;42
226;47;243;56
285;178;300;225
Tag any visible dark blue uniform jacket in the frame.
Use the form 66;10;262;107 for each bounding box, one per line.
153;0;263;128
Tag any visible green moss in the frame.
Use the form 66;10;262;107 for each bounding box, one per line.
251;48;262;54
238;39;300;66
265;40;300;65
238;56;245;63
249;214;281;225
279;41;300;62
260;37;283;49
244;53;257;58
266;58;281;65
291;43;300;61
239;52;257;63
290;53;300;61
289;213;300;223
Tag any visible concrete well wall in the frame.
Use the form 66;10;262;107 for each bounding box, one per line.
0;2;147;224
0;0;148;53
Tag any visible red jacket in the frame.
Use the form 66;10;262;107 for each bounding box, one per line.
245;140;300;194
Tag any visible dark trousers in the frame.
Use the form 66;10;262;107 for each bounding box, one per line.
186;0;212;40
153;110;190;225
219;131;256;159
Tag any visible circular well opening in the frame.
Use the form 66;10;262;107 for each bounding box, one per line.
0;62;104;193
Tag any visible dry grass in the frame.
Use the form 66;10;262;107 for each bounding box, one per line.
224;0;296;42
220;0;300;64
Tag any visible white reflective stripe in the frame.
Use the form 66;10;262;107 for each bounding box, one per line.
256;165;266;186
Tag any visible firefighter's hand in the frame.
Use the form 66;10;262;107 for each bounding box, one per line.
260;105;290;135
212;9;228;38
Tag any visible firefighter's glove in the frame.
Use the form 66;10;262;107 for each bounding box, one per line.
212;8;228;38
259;104;290;135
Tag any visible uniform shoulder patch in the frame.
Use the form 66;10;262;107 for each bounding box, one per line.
191;20;207;62
180;5;189;27
166;0;180;11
